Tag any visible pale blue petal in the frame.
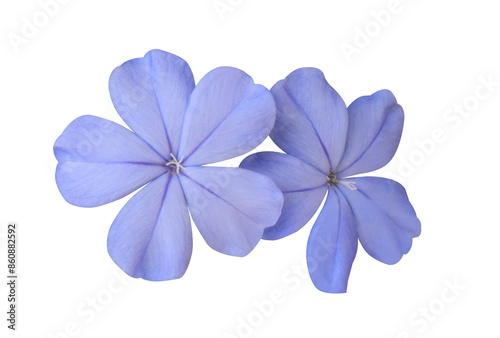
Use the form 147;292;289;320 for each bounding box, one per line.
336;90;404;177
270;68;348;173
240;152;327;240
107;173;193;281
307;188;358;293
109;49;195;158
338;177;421;265
54;115;167;207
177;67;275;166
178;166;283;256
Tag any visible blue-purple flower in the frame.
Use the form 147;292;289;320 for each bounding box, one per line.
54;50;283;281
241;68;421;293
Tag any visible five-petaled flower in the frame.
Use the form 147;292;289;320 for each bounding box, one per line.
54;50;284;281
241;68;421;293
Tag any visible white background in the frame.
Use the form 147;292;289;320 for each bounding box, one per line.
1;0;499;337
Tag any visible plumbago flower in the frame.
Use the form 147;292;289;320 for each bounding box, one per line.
54;50;283;281
240;68;421;293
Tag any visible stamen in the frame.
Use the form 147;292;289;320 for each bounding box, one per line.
338;180;358;191
165;153;184;174
326;172;357;190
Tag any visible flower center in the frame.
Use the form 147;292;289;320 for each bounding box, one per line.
327;172;338;187
166;153;184;174
326;171;357;190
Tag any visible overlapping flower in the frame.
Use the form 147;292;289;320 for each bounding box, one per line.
54;50;283;281
241;68;421;293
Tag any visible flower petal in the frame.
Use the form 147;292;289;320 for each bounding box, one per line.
109;49;195;158
107;173;193;281
177;67;276;166
307;188;358;293
270;68;348;173
336;90;404;177
178;166;283;256
54;115;167;207
338;177;421;265
240;152;327;240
